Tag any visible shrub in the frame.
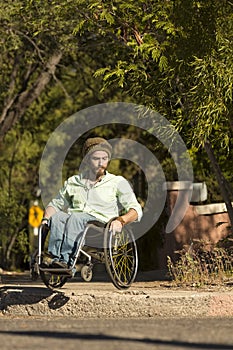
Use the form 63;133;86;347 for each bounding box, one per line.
167;236;233;287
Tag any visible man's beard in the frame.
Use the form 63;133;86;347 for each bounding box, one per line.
96;166;106;178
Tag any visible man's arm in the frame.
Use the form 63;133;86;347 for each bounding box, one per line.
119;208;138;225
110;208;138;232
116;176;143;221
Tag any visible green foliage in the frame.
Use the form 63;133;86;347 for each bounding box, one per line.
92;0;179;101
0;128;41;269
0;0;233;270
89;0;233;204
185;23;233;148
14;229;29;265
0;0;134;269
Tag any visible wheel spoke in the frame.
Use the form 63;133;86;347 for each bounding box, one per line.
111;239;136;283
40;270;68;289
104;220;138;289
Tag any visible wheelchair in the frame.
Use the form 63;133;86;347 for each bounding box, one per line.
30;217;138;290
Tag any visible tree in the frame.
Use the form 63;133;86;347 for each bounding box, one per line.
0;129;39;268
0;0;96;141
174;1;233;225
89;0;233;227
1;0;232;269
0;0;132;268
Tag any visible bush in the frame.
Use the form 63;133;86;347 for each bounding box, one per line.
167;236;233;287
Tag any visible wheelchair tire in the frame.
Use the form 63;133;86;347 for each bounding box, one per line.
104;220;138;290
40;270;69;289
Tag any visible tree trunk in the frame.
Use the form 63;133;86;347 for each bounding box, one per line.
6;229;19;269
0;51;63;142
204;141;233;230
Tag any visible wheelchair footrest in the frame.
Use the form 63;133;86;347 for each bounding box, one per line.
39;266;73;276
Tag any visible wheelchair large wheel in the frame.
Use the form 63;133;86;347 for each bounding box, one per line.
36;224;69;289
104;222;138;289
40;270;69;289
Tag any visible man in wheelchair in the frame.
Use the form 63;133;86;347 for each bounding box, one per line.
41;137;142;274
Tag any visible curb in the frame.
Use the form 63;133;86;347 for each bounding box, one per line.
1;273;233;318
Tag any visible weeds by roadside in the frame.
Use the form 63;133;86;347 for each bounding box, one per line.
167;235;233;287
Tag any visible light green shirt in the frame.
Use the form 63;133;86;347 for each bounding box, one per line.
48;171;142;223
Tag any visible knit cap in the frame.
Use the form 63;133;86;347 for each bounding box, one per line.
82;137;112;158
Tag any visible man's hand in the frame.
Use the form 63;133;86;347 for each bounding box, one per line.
110;219;124;233
109;209;138;233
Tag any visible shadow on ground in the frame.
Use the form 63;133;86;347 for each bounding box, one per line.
0;329;232;349
0;285;69;311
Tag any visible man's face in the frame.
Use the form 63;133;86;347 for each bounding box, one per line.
89;150;109;177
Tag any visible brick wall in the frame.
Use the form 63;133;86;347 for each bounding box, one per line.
156;182;231;269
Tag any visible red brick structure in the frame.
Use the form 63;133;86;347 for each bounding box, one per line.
157;181;231;270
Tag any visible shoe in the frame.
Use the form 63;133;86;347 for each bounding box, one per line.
51;260;69;269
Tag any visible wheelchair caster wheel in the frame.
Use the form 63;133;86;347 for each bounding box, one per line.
81;265;93;282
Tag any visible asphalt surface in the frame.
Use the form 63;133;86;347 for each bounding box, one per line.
0;316;233;350
1;270;233;350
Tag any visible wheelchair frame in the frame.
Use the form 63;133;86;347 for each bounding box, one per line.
30;217;138;290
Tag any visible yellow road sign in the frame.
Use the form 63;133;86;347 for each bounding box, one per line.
28;205;43;228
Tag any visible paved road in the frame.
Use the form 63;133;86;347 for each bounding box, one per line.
1;271;233;350
0;316;232;350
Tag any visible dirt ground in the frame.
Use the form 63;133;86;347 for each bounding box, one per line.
1;270;233;319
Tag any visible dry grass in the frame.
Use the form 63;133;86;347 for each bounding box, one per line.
167;236;233;287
